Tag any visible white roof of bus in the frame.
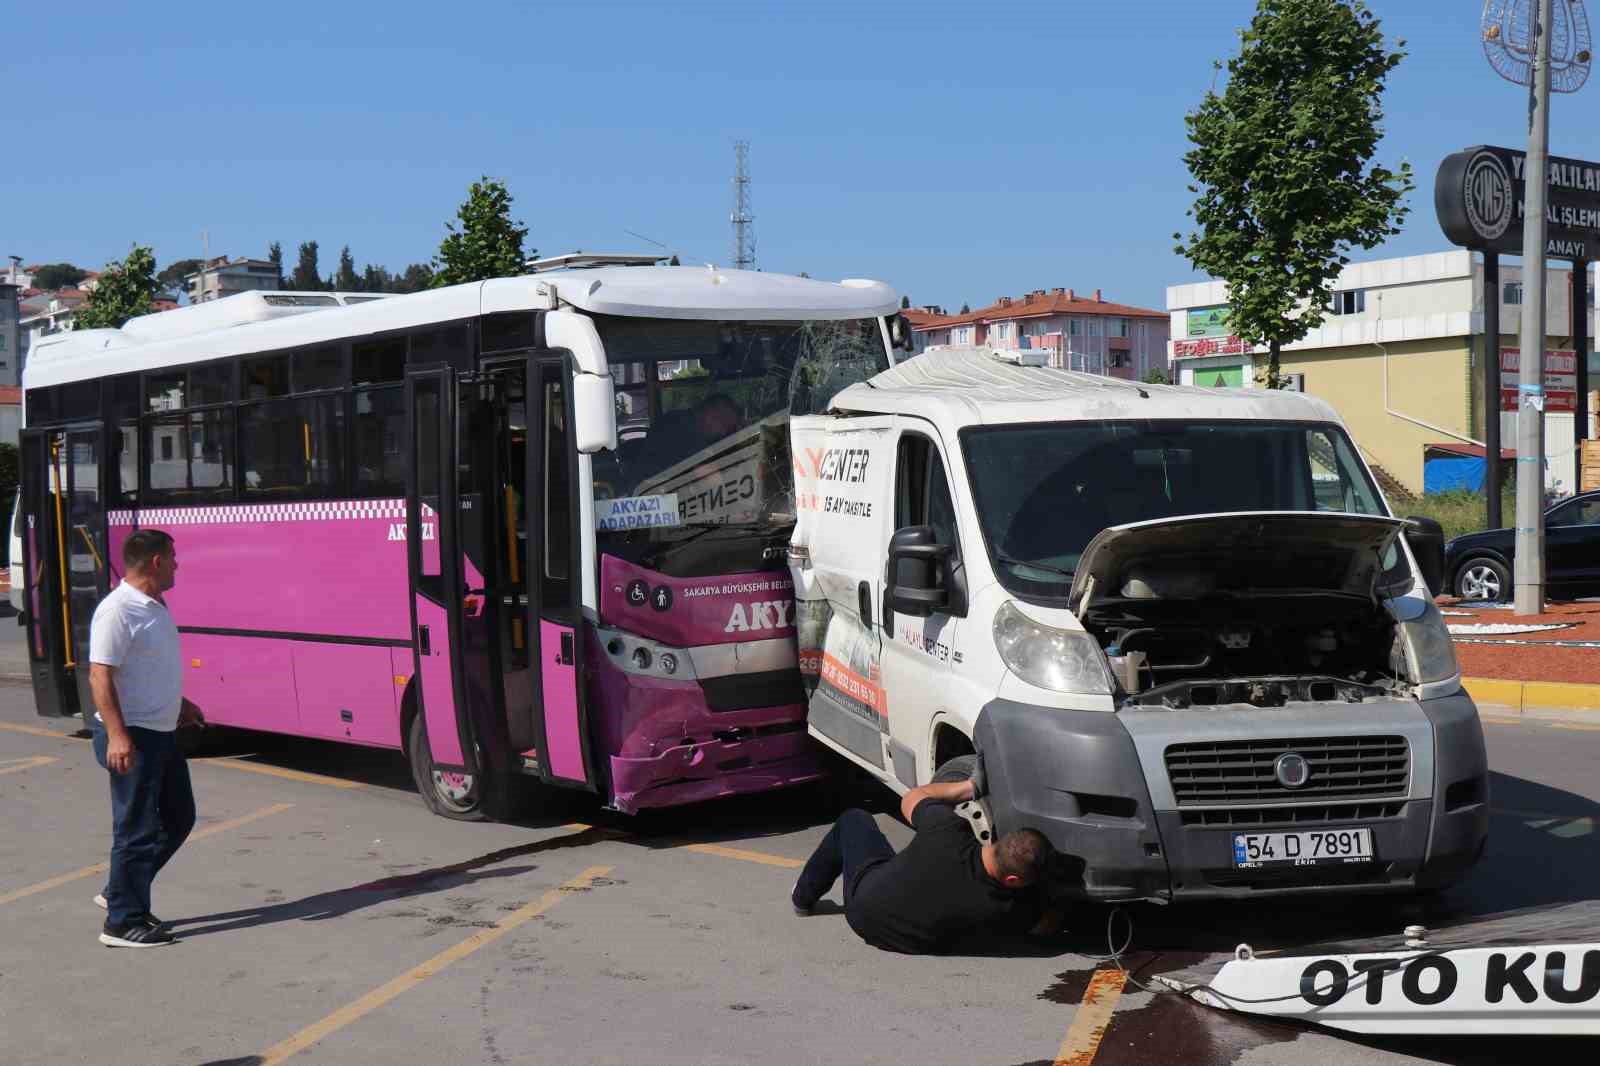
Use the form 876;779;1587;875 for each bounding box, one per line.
833;346;1343;427
24;267;899;390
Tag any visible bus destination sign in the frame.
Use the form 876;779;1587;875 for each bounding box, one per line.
1436;145;1600;261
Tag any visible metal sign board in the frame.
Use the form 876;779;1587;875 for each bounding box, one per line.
1500;347;1579;411
1436;144;1600;260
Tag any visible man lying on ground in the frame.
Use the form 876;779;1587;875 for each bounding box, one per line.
792;777;1061;953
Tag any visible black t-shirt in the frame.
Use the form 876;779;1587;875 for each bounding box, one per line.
846;800;1042;954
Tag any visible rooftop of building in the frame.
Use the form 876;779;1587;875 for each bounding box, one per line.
911;288;1167;332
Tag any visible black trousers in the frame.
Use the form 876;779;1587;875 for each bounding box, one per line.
793;808;897;909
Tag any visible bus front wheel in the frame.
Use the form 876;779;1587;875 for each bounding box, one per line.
407;713;488;821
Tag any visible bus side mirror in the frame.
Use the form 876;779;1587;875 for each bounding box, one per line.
1404;515;1446;597
572;373;617;454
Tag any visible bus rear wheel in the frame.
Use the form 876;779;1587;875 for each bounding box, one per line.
407;712;487;821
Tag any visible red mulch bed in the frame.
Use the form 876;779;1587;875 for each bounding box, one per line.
1438;598;1600;684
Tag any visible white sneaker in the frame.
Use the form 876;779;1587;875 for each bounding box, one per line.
94;893;107;910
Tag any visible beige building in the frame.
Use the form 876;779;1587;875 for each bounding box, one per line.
1167;251;1594;497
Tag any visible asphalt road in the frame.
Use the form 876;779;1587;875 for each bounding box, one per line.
1;629;1597;1064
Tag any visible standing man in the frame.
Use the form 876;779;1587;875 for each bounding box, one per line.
89;529;203;948
791;778;1059;954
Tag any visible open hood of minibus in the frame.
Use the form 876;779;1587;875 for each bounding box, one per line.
1067;512;1408;613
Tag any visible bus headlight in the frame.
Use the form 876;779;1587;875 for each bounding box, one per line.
992;600;1111;695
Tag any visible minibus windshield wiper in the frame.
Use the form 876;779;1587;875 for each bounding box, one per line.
992;554;1076;581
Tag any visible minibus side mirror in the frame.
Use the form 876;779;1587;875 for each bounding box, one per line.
571;372;617;454
885;525;968;624
1403;515;1446;597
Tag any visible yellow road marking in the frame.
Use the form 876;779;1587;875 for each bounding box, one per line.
0;802;294;907
0;721;87;741
1053;968;1127;1066
197;757;364;790
257;865;613;1064
0;755;59;776
1540;721;1600;732
680;842;804;869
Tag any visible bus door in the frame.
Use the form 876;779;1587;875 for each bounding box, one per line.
528;356;595;789
477;353;596;791
20;424;109;719
404;368;477;775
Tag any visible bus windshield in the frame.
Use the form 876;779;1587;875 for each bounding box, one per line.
590;316;887;536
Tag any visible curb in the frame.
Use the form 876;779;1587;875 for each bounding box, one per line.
1463;676;1600;714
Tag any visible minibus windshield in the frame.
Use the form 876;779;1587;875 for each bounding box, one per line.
960;419;1391;598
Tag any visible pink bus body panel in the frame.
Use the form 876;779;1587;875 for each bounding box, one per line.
293;643;401;748
540;619;585;781
179;632;299;733
413;596;464;766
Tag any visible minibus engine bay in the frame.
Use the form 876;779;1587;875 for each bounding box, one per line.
1084;597;1408;709
1066;513;1428;710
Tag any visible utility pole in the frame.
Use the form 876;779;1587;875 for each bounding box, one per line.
1515;0;1553;615
731;141;755;271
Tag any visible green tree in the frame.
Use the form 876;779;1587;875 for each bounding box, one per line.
32;263;88;290
156;257;203;297
290;241;325;290
395;262;435;293
267;242;284;286
334;245;360;291
75;245;159;329
361;264;394;292
900;295;911;309
1174;0;1411;388
1141;367;1171;385
432;177;530;286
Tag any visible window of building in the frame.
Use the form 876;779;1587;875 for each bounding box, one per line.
1331;289;1366;315
239;394;345;497
1112;317;1129;338
1503;282;1523;304
1069;319;1081;336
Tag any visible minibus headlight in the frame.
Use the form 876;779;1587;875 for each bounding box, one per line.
1398;599;1459;685
992;601;1111;695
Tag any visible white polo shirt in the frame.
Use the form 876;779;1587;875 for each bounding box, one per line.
88;581;183;732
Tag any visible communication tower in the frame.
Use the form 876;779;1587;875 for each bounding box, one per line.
731;141;756;270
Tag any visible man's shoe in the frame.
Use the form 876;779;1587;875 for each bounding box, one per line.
95;895;162;927
99;921;177;948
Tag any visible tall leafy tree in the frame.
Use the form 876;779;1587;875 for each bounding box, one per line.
291;241;324;291
75;245;160;329
432;177;530;286
32;263;88;290
334;245;360;291
156;257;204;297
1174;0;1411;388
267;241;284;286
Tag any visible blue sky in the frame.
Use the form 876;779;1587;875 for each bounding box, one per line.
7;1;1598;312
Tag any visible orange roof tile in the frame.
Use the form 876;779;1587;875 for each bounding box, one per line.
910;289;1167;332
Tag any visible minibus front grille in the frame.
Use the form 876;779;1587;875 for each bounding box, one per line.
1165;735;1409;806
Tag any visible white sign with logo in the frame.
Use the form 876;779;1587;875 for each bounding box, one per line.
594;494;681;531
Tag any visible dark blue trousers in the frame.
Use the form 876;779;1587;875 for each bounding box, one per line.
92;725;197;927
793;808;897;910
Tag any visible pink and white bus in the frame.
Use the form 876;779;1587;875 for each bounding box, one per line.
19;259;905;818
